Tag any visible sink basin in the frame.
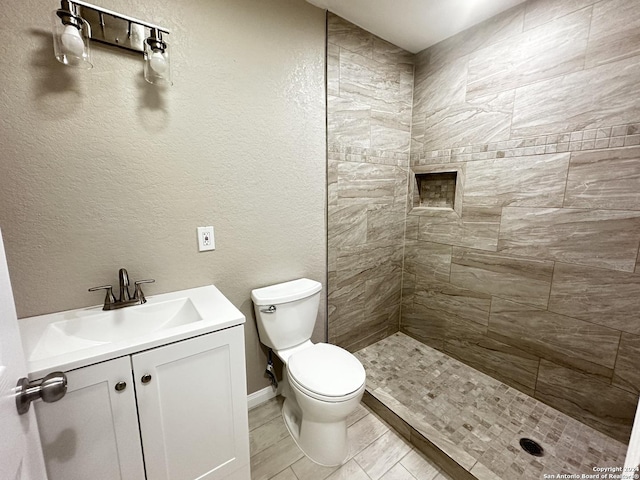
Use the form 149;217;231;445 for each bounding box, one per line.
19;285;245;379
50;298;201;344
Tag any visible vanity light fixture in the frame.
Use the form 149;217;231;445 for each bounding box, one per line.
51;0;92;69
143;28;171;86
51;0;172;86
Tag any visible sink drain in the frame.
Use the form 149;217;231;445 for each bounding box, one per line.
519;438;544;457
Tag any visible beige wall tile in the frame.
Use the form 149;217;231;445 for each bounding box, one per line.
443;324;539;395
498;207;640;272
464;152;569;208
331;306;382;349
374;37;415;66
488;297;620;376
328;205;368;248
365;272;402;311
586;0;640;68
329;278;366;348
450;247;553;308
414;279;491;327
425;5;525;69
523;0;595;31
535;360;637;443
328;159;339;206
548;263;640;335
411;114;426;153
419;217;500;251
336;242;403;288
613;333;640;395
327;95;371;148
404;241;452;283
421;90;514;152
400;303;446;351
327;13;373;58
372;109;411;152
339;50;407;114
511;56;640;138
327;43;340;96
367;205;408;245
418;208;501;252
344;327;390;352
413;56;468;115
403;288;542;395
337;162;402;205
467;8;590;99
564;146;640;210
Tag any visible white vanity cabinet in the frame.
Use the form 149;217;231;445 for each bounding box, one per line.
34;325;250;480
135;325;250;480
34;356;146;480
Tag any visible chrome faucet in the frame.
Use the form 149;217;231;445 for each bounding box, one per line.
119;268;131;302
89;268;155;310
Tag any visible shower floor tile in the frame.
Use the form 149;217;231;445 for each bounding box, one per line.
354;332;628;480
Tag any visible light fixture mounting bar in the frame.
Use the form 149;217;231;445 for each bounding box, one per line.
68;0;170;53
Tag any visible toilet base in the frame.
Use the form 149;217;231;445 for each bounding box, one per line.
282;396;350;467
279;364;365;467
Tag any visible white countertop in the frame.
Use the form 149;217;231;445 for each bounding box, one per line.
19;285;245;379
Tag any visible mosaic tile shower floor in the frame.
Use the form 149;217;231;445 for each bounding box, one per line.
354;333;628;480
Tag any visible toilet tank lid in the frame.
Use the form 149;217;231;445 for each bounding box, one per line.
251;278;322;305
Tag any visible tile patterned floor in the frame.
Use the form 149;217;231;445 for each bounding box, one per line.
354;332;628;480
249;395;454;480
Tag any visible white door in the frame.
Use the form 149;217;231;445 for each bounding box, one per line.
623;400;640;479
0;229;48;480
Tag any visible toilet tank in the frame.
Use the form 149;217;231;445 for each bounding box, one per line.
251;278;322;350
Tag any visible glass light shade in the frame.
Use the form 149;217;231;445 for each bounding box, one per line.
144;42;172;86
51;10;92;69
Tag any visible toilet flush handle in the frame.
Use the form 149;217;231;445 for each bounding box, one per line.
260;305;276;314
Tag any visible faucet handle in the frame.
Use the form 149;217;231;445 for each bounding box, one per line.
88;285;116;310
133;279;155;303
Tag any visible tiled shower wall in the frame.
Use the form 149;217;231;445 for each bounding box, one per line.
326;13;414;352
402;0;640;443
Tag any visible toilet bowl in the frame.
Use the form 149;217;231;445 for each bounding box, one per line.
251;279;366;466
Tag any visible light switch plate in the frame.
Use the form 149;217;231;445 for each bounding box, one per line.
197;226;215;252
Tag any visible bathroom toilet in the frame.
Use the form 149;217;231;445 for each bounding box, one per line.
251;278;366;466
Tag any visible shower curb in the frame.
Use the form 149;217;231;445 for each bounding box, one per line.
362;389;478;480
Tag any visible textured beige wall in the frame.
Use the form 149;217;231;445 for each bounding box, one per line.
0;0;326;394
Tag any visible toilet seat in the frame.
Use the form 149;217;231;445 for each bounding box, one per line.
287;343;366;402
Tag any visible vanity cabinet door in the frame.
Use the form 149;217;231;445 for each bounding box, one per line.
34;356;146;480
133;326;250;480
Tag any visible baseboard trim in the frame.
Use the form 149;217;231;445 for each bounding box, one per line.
247;385;278;410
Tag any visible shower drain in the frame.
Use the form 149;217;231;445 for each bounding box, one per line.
519;438;544;457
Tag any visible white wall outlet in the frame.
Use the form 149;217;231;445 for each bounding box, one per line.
197;226;215;252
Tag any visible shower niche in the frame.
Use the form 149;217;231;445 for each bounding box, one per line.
416;172;457;209
410;163;464;217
